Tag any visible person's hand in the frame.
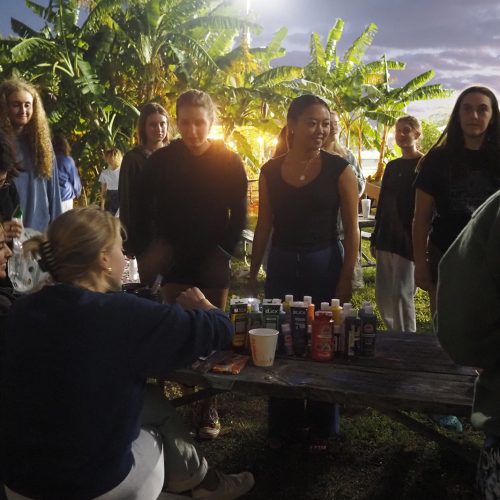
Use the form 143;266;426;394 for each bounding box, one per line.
2;219;22;241
370;246;377;259
414;262;433;292
336;277;353;305
176;287;215;310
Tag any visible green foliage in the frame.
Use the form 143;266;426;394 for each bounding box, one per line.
420;120;443;154
0;5;453;200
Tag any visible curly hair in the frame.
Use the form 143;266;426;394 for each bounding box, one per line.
0;79;53;178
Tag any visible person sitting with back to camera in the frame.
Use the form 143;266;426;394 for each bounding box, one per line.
0;207;254;500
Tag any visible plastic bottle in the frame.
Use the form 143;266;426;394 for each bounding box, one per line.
330;298;343;326
303;295;315;325
283;294;294;323
344;308;361;358
311;304;333;362
290;301;308;356
360;305;377;356
281;322;294;356
11;206;23;254
358;300;371;322
128;257;140;282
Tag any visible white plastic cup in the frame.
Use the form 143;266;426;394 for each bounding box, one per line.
361;198;372;218
249;328;279;367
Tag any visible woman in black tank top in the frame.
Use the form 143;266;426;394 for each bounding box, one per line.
249;95;360;453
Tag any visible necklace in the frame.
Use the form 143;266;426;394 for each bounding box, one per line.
297;151;320;181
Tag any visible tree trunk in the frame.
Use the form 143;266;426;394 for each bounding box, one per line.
374;124;388;181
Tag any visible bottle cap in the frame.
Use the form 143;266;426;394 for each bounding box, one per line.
320;302;330;311
331;298;340;308
285;294;294;303
365;305;374;315
292;301;305;307
303;295;312;306
343;302;352;310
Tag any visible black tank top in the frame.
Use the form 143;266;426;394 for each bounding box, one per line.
261;150;348;249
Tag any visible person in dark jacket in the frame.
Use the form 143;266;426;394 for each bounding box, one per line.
138;91;247;441
119;102;169;257
0;207;254;500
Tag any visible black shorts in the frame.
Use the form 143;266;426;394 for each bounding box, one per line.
138;240;231;289
166;245;231;289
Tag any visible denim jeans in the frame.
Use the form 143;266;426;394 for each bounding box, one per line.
265;241;344;441
265;241;344;306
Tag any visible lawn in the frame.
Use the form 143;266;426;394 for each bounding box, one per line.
174;240;482;500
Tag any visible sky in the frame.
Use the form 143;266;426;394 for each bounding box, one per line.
1;0;499;119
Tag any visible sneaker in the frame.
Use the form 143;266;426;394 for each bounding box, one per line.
192;470;255;500
198;404;221;440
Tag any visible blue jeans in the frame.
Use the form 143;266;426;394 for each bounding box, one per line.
265;242;344;306
265;242;344;441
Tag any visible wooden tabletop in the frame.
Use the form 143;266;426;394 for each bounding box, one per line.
168;333;476;417
358;214;376;228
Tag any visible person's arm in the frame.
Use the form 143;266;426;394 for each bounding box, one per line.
48;155;62;221
248;173;273;293
100;182;107;211
128;290;234;378
370;165;389;259
220;155;248;256
70;156;82;198
118;152;141;256
337;166;360;303
437;194;500;369
412;188;435;292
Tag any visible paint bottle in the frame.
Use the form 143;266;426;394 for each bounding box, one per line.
303;295;315;325
358;300;371;322
311;303;333;362
246;298;262;352
283;294;294;323
333;324;341;354
230;298;249;351
281;322;294;356
330;298;343;326
360;305;377;357
344;308;361;358
290;301;308;356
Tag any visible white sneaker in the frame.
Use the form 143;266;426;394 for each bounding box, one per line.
191;470;255;500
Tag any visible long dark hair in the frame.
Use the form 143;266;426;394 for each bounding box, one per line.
418;86;500;174
52;132;71;156
137;102;170;146
286;94;330;148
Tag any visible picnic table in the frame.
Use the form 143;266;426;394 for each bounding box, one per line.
167;332;479;463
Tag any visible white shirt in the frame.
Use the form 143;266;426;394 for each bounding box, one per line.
99;168;120;191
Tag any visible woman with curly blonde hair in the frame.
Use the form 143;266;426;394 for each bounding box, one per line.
0;79;61;231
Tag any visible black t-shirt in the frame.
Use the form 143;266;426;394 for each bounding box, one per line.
371;157;419;260
415;147;500;252
139;139;247;257
261;150;348;249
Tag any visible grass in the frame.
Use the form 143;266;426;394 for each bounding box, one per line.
172;240;482;499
